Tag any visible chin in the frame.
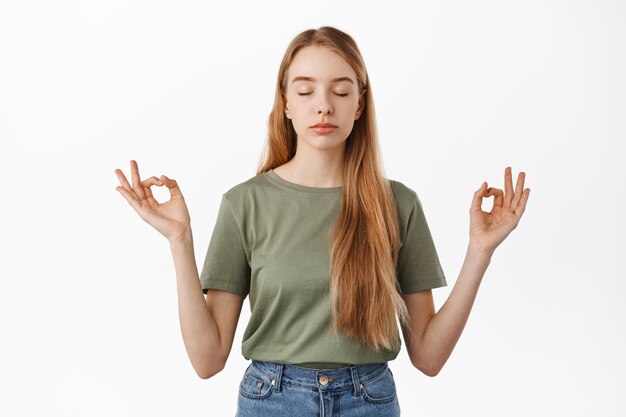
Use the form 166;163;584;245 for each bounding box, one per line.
301;137;347;151
298;131;348;149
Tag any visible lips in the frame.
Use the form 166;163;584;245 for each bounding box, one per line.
311;124;337;135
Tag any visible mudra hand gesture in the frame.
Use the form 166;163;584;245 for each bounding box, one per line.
114;160;192;243
469;167;531;255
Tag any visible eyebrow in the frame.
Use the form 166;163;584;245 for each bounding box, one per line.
291;76;354;85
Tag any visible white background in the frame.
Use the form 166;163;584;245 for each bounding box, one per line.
1;1;624;416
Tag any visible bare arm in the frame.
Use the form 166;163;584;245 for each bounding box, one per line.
171;229;244;379
402;167;530;376
115;160;244;380
402;243;491;376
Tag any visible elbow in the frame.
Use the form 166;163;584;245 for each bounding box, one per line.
411;358;442;378
197;360;226;380
421;365;441;378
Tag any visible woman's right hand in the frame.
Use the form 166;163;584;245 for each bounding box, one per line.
115;160;192;244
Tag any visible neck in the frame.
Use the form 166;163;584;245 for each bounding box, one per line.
277;142;346;188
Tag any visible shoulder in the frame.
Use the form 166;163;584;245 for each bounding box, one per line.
222;172;265;197
388;178;419;211
219;172;272;212
387;179;431;248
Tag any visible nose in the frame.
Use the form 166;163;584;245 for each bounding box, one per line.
316;92;333;115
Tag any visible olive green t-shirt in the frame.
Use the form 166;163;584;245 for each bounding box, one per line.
200;169;447;369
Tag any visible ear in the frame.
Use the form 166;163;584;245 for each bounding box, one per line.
355;92;366;120
283;95;291;119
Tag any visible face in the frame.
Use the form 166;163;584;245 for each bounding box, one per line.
283;45;365;152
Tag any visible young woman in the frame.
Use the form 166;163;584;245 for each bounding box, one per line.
114;26;530;417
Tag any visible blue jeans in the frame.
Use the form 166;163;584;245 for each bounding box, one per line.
236;359;401;417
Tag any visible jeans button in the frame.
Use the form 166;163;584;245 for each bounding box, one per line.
319;375;329;385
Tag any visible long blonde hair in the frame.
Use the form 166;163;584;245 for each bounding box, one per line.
256;26;410;352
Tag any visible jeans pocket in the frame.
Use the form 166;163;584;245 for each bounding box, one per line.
360;368;397;404
239;363;275;400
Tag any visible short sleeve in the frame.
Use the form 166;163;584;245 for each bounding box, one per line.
199;195;251;298
397;192;447;294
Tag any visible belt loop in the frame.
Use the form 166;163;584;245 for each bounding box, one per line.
349;365;361;396
273;363;284;393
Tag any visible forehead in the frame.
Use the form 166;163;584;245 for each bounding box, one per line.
287;46;356;85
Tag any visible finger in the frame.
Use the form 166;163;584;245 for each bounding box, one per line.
487;187;504;208
114;168;135;196
470;181;488;213
116;184;140;210
511;171;526;209
515;188;530;219
141;176;163;200
160;174;183;199
504;167;513;209
130;160;146;200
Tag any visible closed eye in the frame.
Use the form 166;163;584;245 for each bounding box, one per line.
298;92;349;97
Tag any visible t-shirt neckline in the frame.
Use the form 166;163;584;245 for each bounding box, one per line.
265;169;343;195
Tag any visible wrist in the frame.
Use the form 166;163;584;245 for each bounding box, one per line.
169;227;193;248
467;240;495;259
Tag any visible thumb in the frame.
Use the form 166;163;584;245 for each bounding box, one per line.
470;181;487;213
160;175;183;198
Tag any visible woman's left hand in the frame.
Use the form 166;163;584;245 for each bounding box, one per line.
469;167;531;256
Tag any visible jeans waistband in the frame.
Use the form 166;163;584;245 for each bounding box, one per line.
250;359;390;395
